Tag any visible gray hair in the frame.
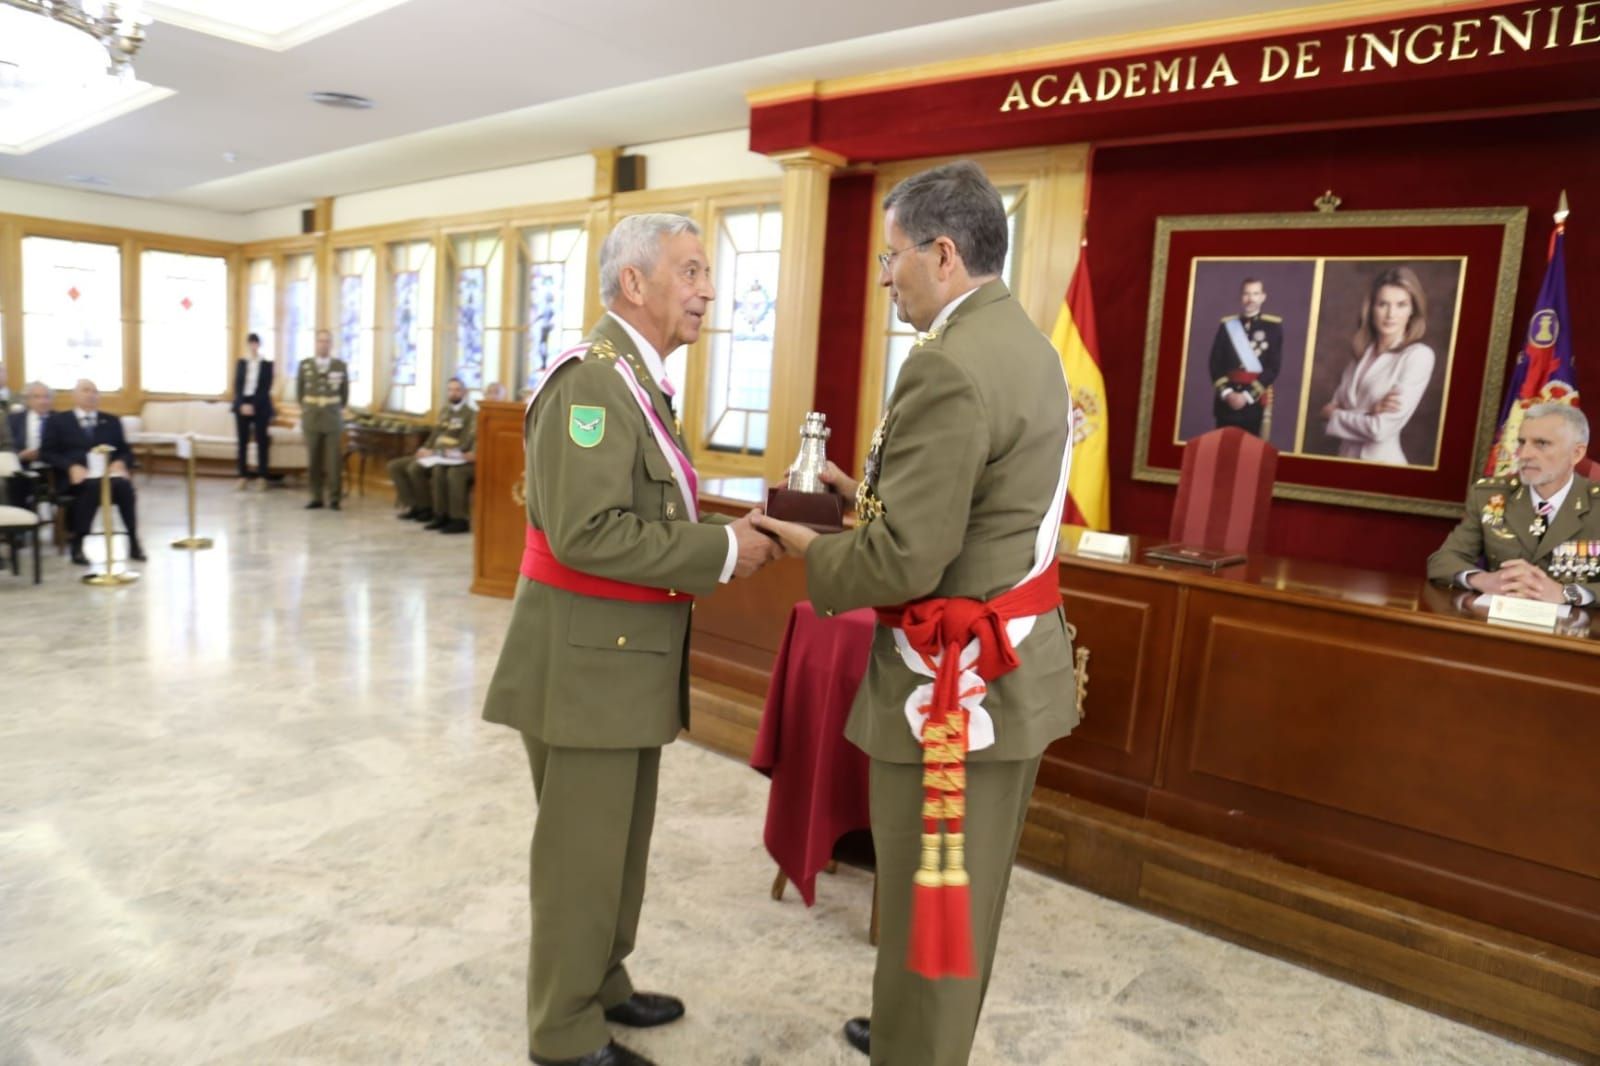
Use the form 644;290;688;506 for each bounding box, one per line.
599;213;700;305
23;380;49;396
1524;402;1590;446
882;160;1008;277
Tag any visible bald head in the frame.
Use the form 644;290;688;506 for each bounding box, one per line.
73;379;100;412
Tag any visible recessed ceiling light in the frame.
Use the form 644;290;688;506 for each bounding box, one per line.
222;150;238;163
308;91;374;110
67;174;110;186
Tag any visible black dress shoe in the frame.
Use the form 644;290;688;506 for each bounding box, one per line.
397;507;419;521
423;516;448;531
129;542;147;562
305;500;324;510
329;500;341;511
843;1017;870;1055
439;519;469;534
529;1040;655;1066
413;508;435;523
603;992;684;1029
70;540;90;566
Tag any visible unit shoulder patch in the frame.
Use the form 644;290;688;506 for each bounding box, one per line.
569;405;606;448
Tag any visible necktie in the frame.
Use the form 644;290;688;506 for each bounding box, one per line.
1535;498;1554;537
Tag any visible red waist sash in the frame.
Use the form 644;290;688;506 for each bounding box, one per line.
520;526;691;604
871;565;1061;980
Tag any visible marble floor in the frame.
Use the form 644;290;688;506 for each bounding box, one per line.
0;477;1558;1066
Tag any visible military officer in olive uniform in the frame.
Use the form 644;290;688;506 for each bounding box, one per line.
297;329;348;510
1429;403;1600;606
482;214;775;1066
388;376;477;533
1208;278;1283;437
759;162;1078;1066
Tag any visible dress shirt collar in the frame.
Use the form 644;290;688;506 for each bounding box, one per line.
1531;475;1575;516
926;284;982;337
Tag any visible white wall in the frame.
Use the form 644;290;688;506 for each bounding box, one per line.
3;127;777;243
626;129;781;190
330;155;594;232
0;177;254;242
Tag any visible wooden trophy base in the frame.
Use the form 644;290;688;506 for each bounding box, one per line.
765;487;846;533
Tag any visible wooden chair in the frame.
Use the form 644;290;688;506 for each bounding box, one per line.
1169;427;1280;555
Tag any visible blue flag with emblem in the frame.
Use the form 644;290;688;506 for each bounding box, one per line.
1484;194;1579;476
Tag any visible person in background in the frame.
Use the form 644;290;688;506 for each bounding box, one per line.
1320;266;1436;466
232;332;275;491
297;329;348;510
41;379;143;565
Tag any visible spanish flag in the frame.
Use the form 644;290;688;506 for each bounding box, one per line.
1051;249;1111;530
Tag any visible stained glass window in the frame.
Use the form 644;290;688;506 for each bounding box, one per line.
282;253;316;389
702;205;781;455
448;232;503;397
335;246;375;409
881;186;1025;406
21;236;124;391
517;223;588;392
386;239;435;415
246;257;275;361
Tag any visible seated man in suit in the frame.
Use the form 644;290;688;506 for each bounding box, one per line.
1428;403;1599;606
7;381;53;510
41;379;144;565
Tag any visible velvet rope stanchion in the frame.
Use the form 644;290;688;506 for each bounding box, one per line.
171;434;213;551
82;445;138;587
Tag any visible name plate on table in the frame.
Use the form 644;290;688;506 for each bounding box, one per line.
1484;594;1563;632
1075;530;1132;562
176;434;193;460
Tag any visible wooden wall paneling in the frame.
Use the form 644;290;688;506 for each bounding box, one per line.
470;400;526;599
1038;561;1181;813
1151;586;1600;956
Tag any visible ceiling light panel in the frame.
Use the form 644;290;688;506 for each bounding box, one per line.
146;0;414;51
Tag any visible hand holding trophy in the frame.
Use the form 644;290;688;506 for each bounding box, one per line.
765;412;847;533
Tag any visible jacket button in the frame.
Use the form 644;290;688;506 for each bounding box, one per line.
616;635;627;647
666;502;677;519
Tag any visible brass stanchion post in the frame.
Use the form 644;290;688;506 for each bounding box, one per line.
83;445;139;586
172;434;213;550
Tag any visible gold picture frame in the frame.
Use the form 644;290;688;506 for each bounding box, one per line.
1133;206;1526;517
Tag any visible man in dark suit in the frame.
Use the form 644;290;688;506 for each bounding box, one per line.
232;332;276;489
41;379;144;565
1208;277;1283;437
8;381;52;510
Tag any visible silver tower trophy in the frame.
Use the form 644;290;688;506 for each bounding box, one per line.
766;411;846;532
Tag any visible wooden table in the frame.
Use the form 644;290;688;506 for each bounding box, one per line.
342;423;425;498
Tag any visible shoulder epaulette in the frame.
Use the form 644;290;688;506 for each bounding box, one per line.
1260;314;1282;323
587;338;618;361
1219;314;1235;323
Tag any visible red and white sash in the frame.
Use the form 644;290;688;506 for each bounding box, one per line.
889;371;1074;752
526;341;699;521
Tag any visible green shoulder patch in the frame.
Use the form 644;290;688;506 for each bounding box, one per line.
569;404;606;448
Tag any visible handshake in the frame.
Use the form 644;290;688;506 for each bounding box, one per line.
726;460;858;578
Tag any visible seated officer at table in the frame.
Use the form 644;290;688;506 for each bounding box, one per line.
388;376;476;532
1428;403;1600;606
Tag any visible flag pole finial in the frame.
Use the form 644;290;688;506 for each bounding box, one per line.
1555;190;1569;225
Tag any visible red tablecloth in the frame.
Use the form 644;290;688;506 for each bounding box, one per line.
750;601;874;905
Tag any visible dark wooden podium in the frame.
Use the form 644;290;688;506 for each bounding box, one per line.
470;400;525;599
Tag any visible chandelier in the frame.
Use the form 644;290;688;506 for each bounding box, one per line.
0;0;147;78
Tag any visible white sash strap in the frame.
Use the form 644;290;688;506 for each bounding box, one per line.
1224;317;1263;374
523;342;700;524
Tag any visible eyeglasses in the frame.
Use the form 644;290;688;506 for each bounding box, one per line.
877;238;936;272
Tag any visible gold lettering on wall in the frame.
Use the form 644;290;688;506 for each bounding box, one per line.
1405;24;1446;64
1261;44;1291;82
1575;1;1600;44
1294;39;1323;78
993;5;1593;113
1489;10;1538;52
1450;18;1482;60
1201;52;1239;89
1031;74;1059;107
